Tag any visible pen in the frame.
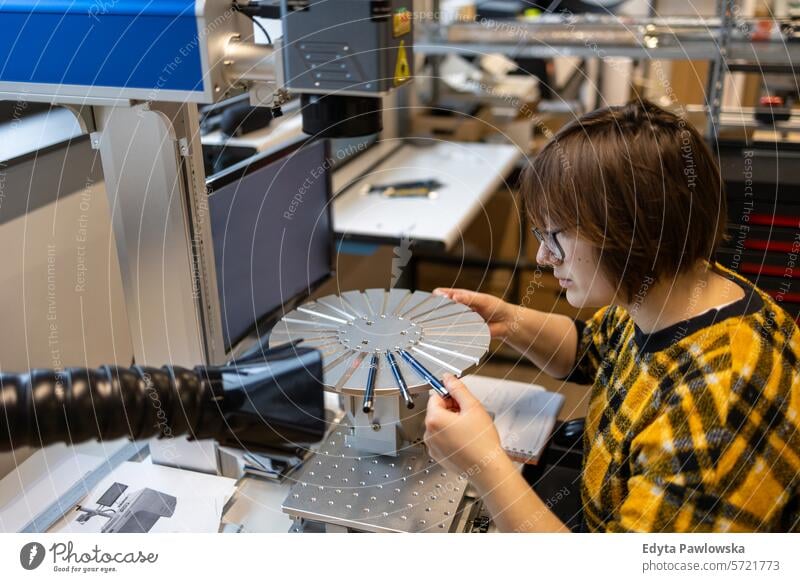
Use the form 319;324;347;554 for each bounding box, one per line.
362;354;379;413
398;350;451;399
386;352;414;409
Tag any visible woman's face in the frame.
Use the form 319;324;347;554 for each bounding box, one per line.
535;229;617;309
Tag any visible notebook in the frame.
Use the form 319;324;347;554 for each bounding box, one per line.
461;374;565;464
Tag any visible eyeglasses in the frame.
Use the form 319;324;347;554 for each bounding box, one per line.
531;227;565;263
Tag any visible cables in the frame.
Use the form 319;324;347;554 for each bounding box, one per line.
247;11;272;45
233;2;273;44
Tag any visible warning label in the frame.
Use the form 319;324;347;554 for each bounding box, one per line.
394;40;410;86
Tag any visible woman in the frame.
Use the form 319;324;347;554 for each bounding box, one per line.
424;100;800;532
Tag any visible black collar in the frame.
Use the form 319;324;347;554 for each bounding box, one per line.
633;267;764;355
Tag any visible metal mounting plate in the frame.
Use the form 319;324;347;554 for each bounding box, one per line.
282;418;469;533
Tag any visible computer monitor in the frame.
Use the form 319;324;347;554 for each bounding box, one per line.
206;137;333;353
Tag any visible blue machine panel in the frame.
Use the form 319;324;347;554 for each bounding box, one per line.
0;1;205;93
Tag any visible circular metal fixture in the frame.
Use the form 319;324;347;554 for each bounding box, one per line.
269;289;490;399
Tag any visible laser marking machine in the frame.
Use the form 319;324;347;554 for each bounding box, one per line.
0;1;497;533
0;0;417;472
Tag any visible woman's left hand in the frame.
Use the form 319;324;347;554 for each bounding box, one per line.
423;374;505;483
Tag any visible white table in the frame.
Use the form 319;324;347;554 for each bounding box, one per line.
332;142;521;250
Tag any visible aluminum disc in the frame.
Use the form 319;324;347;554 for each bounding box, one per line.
269;289;490;396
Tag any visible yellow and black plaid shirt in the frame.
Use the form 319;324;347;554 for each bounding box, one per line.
567;263;800;532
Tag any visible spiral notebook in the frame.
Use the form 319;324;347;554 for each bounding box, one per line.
461;375;565;464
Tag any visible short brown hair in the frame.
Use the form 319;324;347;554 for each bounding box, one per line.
522;99;727;302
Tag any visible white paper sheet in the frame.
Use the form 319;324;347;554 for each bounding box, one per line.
52;462;236;533
0;451;104;532
463;375;565;463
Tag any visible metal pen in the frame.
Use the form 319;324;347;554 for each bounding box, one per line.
398;350;451;399
362;353;379;413
386;352;414;409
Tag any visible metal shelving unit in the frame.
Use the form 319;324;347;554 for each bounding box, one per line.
415;1;800;139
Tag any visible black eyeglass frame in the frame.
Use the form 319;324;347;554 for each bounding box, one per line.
531;226;565;263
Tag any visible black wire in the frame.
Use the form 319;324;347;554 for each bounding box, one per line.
234;3;272;44
250;13;272;44
246;12;272;44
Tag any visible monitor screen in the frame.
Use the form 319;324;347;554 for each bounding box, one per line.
207;138;333;352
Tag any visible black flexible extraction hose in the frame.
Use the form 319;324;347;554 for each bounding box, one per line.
0;345;325;451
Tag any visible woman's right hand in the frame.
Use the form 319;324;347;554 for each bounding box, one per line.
433;288;514;340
